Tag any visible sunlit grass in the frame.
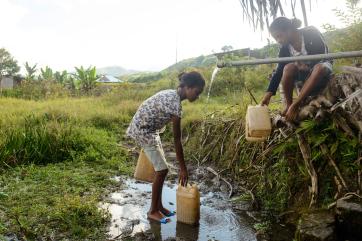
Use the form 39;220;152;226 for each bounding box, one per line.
0;79;269;239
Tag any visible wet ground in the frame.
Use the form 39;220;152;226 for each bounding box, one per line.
102;172;258;241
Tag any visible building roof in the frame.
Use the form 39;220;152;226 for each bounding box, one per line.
96;75;123;83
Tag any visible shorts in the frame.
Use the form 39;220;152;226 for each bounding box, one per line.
142;135;168;172
295;62;333;96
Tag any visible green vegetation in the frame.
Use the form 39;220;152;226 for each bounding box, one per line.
0;95;136;240
0;1;361;239
0;48;20;76
323;0;362;65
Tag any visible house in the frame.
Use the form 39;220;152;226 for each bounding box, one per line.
96;75;123;83
0;76;22;89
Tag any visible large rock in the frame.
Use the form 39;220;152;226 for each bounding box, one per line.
336;197;362;241
296;211;336;241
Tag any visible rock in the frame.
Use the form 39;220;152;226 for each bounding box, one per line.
255;230;270;241
336;197;362;241
246;211;262;222
133;230;155;241
196;172;204;180
296;211;336;241
220;183;228;193
232;200;252;211
211;176;220;185
3;234;19;241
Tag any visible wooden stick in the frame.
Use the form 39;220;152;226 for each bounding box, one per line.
245;86;258;104
206;166;234;198
297;133;318;207
201;135;222;164
358;132;362;194
321;144;349;191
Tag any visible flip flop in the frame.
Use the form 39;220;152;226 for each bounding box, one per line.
148;215;170;224
163;210;176;217
160;217;170;224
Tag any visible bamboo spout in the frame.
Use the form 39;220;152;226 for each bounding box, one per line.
217;50;362;68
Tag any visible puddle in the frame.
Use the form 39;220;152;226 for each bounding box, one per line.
102;177;257;241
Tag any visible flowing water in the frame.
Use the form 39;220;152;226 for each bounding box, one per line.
103;177;257;241
206;67;220;103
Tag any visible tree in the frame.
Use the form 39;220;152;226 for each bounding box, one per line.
74;66;97;92
24;62;37;81
221;45;233;53
0;48;20;76
323;0;362;64
39;66;54;81
54;70;68;84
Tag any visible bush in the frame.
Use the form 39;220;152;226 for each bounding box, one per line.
1;81;71;100
0;114;124;169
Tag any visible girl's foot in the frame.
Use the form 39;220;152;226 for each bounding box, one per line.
147;211;170;223
160;207;175;217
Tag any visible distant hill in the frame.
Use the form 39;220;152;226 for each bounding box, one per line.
96;66;139;77
121;71;163;83
162;47;279;72
164;55;217;72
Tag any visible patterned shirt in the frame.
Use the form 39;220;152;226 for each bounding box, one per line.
126;89;182;146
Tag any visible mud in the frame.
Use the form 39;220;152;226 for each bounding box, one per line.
102;158;258;241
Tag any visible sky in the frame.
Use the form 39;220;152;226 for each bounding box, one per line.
0;0;354;73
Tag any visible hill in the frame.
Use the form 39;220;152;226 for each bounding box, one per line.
96;66;139;76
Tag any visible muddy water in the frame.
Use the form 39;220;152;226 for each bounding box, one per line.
103;177;257;241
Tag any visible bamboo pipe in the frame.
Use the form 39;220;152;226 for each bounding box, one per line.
217;50;362;68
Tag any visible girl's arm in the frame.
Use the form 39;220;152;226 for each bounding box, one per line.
266;45;290;95
171;115;188;186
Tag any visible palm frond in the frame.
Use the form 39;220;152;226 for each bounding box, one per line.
238;0;312;30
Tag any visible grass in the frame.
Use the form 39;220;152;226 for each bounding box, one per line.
0;159;131;240
0;92;139;240
1;72;357;240
0;79;250;240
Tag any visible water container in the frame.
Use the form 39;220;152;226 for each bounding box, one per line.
245;105;271;142
176;184;200;225
134;149;155;183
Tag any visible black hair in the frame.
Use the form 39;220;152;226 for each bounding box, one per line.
178;71;205;88
269;17;302;33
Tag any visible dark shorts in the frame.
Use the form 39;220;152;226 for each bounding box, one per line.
295;62;333;96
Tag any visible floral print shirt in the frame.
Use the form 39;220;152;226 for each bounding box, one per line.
126;89;182;146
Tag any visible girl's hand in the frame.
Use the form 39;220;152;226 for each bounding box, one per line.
261;92;273;106
179;166;188;186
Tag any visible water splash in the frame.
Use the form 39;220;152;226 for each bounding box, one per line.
206;67;220;103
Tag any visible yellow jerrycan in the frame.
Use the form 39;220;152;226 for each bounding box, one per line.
245;105;272;142
134;149;155;183
176;184;200;225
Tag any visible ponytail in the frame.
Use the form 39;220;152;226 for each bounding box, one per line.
269;17;302;33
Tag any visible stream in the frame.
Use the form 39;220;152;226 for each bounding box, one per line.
102;171;258;241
